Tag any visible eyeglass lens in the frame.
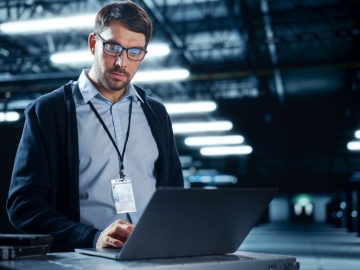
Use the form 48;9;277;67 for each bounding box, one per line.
103;44;145;61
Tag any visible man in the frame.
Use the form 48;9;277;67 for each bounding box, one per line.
7;1;183;251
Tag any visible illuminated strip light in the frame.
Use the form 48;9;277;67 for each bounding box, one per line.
355;130;360;139
132;69;189;83
50;50;92;64
0;14;95;34
200;146;253;156
165;101;216;115
144;44;170;58
347;141;360;150
172;121;232;134
185;135;244;146
188;175;238;184
0;112;20;122
7;100;34;109
50;44;170;64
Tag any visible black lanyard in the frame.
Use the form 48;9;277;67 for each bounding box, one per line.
88;97;133;178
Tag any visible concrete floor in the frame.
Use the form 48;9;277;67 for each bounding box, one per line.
238;222;360;270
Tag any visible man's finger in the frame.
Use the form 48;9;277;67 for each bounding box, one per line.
105;236;123;247
115;220;134;230
110;224;132;238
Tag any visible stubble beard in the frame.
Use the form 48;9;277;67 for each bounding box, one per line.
94;56;131;93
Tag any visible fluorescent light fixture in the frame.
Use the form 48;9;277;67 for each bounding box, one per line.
50;50;92;64
160;0;218;5
7;100;34;110
132;69;189;83
355;130;360;139
185;135;244;146
146;43;170;57
179;155;193;164
347;141;360;150
50;43;170;64
165;101;216;115
0;111;20;122
172;121;232;134
188;174;238;184
200;145;253;156
0;14;95;34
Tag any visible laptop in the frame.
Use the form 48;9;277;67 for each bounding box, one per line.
75;187;277;260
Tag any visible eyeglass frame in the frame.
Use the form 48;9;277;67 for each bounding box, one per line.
94;32;147;61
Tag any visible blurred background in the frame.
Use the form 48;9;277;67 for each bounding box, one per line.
0;0;360;268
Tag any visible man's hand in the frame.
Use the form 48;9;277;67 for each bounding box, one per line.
96;220;134;248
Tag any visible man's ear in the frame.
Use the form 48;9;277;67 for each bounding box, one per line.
88;33;96;55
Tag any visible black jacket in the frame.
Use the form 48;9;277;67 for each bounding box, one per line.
7;82;183;250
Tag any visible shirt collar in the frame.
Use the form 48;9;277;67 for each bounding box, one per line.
77;69;144;104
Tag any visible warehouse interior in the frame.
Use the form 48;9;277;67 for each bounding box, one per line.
0;0;360;269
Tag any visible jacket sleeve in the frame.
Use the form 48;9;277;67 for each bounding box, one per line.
164;112;184;187
6;96;100;251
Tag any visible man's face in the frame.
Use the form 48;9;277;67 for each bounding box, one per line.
90;20;146;94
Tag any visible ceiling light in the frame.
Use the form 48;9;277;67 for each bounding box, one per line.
185;135;244;146
347;141;360;150
145;44;170;57
172;121;232;134
355;130;360;139
200;146;252;156
0;14;95;34
50;50;92;64
133;69;189;83
50;43;170;64
165;101;216;114
0;111;20;122
7;100;34;110
188;174;238;184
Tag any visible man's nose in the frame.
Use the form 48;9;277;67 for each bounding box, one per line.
115;50;128;67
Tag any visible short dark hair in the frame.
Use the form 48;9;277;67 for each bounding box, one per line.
94;1;152;47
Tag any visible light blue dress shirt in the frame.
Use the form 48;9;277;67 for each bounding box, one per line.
74;69;158;230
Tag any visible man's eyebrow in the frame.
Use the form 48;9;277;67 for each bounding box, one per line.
104;39;146;49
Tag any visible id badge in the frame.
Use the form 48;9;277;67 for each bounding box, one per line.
110;178;137;214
